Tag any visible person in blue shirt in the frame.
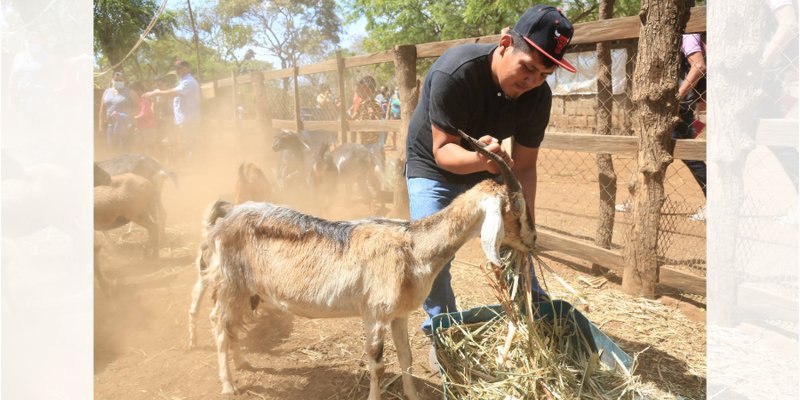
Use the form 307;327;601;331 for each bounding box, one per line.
143;60;202;160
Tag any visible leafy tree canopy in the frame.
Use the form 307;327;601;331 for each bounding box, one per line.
344;0;642;52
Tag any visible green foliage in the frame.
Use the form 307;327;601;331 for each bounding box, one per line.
93;0;177;69
218;0;342;69
345;0;642;52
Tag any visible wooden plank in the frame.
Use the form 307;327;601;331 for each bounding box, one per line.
536;232;705;295
216;76;234;88
536;230;624;268
271;119;297;130
756;119;799;147
262;68;294;80
417;36;500;58
572;6;706;44
659;267;706;296
540;133;638;155
541;133;706;161
570;15;640;45
674;139;706;160
684;6;707;34
302;120;340;131
349;119;402;132
344;50;395;68
415;7;706;58
200;82;216;99
297;59;338;76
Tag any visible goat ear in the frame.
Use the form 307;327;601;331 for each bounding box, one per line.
479;197;505;265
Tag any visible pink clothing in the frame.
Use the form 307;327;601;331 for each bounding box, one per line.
135;96;157;130
681;34;704;57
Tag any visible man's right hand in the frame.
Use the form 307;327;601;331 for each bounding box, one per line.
477;135;513;174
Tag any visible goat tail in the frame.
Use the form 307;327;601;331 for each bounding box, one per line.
208;241;257;339
202;200;232;237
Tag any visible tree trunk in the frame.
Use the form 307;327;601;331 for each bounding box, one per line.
390;44;419;218
593;0;617;275
622;0;688;298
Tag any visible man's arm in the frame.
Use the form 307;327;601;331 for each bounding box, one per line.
431;124;513;175
761;4;798;67
678;51;706;100
511;142;539;224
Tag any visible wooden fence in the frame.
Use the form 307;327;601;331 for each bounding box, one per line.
199;7;711;296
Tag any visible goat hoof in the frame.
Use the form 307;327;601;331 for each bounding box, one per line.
221;383;237;395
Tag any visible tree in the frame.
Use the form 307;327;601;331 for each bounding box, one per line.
622;0;690;298
218;0;341;70
345;0;643;52
93;0;177;71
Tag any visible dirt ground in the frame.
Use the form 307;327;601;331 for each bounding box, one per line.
94;129;706;399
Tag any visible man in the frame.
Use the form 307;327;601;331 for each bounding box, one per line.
405;5;576;340
143;60;201;160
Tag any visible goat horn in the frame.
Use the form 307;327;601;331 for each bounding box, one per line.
456;129;524;215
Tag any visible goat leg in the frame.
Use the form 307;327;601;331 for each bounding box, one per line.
364;318;388;400
390;318;420;400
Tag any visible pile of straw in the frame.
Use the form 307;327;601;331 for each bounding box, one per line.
434;250;645;399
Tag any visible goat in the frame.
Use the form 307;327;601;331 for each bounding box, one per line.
94;163;112;186
192;131;536;398
271;129;335;193
94;171;161;257
97;153;176;235
329;143;384;210
234;163;271;204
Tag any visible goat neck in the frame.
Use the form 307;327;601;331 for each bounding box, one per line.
409;180;506;273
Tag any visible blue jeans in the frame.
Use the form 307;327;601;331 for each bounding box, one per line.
407;176;548;333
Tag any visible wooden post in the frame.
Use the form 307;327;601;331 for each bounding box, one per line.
250;70;271;131
593;0;617;275
335;50;348;144
292;64;303;132
622;0;688;298
232;70;240;132
390;44;419;218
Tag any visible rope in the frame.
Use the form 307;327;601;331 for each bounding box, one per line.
93;0;170;77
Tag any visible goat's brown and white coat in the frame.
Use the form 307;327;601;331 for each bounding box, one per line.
190;132;536;399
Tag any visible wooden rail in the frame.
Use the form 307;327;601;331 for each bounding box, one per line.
537;230;705;296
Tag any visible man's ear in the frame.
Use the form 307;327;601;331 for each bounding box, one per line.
498;35;512;54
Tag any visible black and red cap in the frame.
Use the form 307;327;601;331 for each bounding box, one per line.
512;5;576;73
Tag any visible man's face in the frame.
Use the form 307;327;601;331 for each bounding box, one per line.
496;41;556;99
175;65;188;76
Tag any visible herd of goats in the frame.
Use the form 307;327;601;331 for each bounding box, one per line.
93;130;540;399
93;129;387;264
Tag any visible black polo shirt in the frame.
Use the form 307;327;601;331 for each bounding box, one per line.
405;43;552;185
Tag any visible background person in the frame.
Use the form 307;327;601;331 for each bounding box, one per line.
98;71;138;152
143;60;201;161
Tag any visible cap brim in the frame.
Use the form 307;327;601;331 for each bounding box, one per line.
523;36;576;73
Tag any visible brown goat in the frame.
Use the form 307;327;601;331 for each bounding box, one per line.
192;132;535;398
94;172;160;257
234;163;271;204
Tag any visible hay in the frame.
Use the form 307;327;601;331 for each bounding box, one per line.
434;249;648;400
